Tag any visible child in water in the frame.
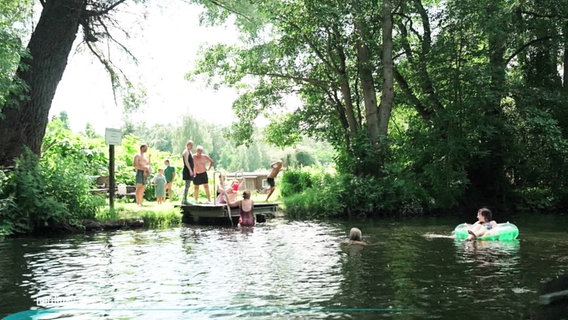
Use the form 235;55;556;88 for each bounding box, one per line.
229;190;255;227
348;227;367;246
467;207;497;240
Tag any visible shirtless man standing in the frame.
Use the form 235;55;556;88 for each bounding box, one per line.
266;160;283;202
192;145;214;202
133;144;150;206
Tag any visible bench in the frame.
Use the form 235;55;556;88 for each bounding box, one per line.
89;188;109;195
117;184;136;201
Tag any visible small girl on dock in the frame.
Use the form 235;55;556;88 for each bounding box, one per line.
152;168;167;204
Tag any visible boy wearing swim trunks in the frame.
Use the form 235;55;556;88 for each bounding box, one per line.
266;160;283;202
133;144;150;206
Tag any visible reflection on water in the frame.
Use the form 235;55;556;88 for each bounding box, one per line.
456;238;521;263
1;215;567;319
454;239;524;307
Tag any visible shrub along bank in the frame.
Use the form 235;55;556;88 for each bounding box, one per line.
0;149;104;237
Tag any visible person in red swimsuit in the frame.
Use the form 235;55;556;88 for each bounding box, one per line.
230;190;255;227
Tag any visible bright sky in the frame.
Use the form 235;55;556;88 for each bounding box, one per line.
48;0;240;134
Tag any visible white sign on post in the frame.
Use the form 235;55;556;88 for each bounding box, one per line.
105;128;122;145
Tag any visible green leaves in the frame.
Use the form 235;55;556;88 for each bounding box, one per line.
264;114;303;147
42;117;108;176
0;147;104;236
189;0;384;151
0;0;32;109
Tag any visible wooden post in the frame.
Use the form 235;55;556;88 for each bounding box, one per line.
105;128;121;211
109;144;115;210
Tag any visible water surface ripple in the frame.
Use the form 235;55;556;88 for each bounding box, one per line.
1;215;567;319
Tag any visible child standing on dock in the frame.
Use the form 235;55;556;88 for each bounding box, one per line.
152;168;167;204
163;159;176;202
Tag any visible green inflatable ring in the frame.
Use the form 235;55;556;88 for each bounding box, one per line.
454;222;519;241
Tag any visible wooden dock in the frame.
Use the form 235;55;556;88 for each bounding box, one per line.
179;202;281;225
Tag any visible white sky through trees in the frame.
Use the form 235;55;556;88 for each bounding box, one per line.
48;0;240;134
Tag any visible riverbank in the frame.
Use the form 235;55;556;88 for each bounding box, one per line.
92;201;181;231
0;202;184;238
3;198;283;238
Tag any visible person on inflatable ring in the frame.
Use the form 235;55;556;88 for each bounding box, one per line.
467;207;497;240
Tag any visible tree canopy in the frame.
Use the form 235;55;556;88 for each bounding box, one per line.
189;0;568;210
1;0;567;213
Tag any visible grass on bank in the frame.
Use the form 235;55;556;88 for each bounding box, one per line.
96;201;181;229
94;189;282;229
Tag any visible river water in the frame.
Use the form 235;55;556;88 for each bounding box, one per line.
1;214;567;319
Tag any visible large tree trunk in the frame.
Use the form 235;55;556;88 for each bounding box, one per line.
339;80;359;137
354;20;380;144
0;0;85;166
332;30;359;139
378;0;393;137
564;23;568;91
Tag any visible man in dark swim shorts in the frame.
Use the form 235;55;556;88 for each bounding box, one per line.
133;144;150;206
193;172;208;185
192;145;214;202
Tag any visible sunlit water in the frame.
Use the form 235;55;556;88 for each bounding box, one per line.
1;215;567;319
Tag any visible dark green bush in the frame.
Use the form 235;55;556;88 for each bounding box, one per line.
0;170;17;237
41;154;104;220
284;172;343;219
283;169;427;219
0;148;104;236
334;132;387;176
513;187;556;212
4;149;69;233
280;170;313;197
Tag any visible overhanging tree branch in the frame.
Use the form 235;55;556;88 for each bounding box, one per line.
249;71;328;87
394;68;433;122
520;10;568;20
83;0;128;18
196;0;257;24
505;35;558;66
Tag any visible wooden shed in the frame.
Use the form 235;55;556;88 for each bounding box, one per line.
225;172;270;191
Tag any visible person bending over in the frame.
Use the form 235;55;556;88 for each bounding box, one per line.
229;190;255;227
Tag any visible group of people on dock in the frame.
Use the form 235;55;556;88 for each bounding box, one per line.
181;140;215;205
132;141;283;224
133;141;220;206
